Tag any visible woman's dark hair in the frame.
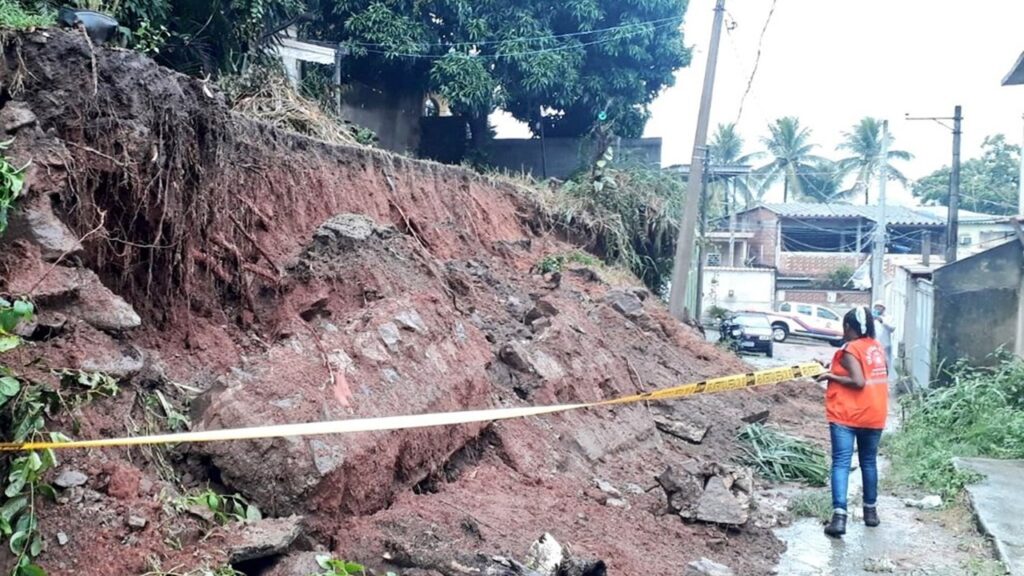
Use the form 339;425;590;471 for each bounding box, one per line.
843;306;876;339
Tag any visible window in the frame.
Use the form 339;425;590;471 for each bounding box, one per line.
707;253;722;266
817;308;839;321
779;303;791;312
797;305;813;316
959;235;972;246
735;314;771;329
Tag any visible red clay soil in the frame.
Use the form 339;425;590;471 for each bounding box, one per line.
0;30;826;576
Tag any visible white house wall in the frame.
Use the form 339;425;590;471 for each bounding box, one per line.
703;267;776;317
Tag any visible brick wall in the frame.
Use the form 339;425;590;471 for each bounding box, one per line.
778;252;867;279
777;289;871;308
737;208;779;267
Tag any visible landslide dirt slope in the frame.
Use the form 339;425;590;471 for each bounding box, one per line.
0;30;818;575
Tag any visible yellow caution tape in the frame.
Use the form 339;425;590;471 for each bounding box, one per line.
0;362;825;452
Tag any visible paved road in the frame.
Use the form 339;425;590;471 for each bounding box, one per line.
705;330;834;370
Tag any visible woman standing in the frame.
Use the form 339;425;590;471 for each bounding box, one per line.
815;306;889;538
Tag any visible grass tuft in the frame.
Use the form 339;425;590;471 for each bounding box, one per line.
0;0;54;29
888;356;1024;501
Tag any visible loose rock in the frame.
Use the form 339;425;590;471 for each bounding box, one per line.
127;515;147;530
524;533;563;576
594;478;622;498
228;516;305;563
56;532;69;546
655;417;710;444
684;558;735;576
604;290;644;319
54;469;88;489
903;495;942;510
499;342;534;373
658;461;754;526
1;101;38;133
525;298;559;325
378;322;402;350
394;309;428;334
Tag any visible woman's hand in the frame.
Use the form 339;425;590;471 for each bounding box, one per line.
815;372;833;382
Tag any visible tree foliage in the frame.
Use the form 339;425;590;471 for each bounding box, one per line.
755;117;827;202
834;117;913;205
912;134;1021;216
306;0;692;137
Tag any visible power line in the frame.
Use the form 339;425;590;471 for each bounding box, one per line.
344;15;683;49
734;0;777;125
349;19;681;60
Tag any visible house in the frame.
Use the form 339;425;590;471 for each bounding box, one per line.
912;206;1020;257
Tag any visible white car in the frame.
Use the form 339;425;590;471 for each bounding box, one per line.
755;302;845;345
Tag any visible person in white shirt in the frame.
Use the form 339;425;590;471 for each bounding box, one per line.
872;300;895;379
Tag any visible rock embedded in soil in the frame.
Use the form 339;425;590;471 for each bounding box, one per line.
0;101;38;133
54;469;88;489
655;417;710;444
524;533;563;576
4;194;83;261
683;557;735;576
604;290;645;319
56;531;69;546
227;516;304;563
126;514;147;530
658;461;754;526
524;298;559;325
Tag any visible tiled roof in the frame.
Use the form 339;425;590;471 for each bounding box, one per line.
752;202;945;226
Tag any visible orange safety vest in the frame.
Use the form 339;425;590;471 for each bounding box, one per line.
825;337;888;429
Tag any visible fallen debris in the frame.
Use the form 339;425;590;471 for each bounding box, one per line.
903;495;943;510
658;461;755;526
655;417;710;444
227;516;305;563
684;558;735;576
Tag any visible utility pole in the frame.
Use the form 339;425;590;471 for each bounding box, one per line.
905;105;963;263
871;120;889;305
947;105;962;263
695;148;711;321
668;0;726;321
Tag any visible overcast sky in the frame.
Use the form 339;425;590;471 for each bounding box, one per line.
493;0;1024;207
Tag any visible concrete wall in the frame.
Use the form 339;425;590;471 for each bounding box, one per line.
339;83;424;154
957;221;1017;257
702;267;776;317
735;208;780;268
483;137;661;179
775;289;870;309
933;240;1023;376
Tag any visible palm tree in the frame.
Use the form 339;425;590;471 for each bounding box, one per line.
707;123;758;212
755;117;827;202
835;117;914;204
797;159;843;203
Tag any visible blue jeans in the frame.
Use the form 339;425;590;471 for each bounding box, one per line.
829;423;883;513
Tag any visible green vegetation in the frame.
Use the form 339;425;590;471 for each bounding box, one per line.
539;159;685;291
173;489;261;525
913;134;1021;215
788;490;832;523
534;250;600;275
888;357;1024;501
0;0;54;30
738;424;829;486
0;139;28;237
705;305;732;322
834;117;913;204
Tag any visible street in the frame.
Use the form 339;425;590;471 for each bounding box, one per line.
705;330;834;369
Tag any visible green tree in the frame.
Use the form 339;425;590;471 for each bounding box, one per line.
755;117;827;202
835;117;913;205
310;0;690;139
912;134;1021;216
796;159;842;203
707;122;758;212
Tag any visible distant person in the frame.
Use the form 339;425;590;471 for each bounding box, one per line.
873;300;896;377
815;306;889;538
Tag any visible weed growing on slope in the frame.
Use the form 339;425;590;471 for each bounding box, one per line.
738;424;829;486
888;357;1024;501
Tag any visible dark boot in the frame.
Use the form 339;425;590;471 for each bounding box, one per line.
863;506;880;527
824;512;847;538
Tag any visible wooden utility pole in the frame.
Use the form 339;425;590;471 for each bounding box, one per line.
871;120;889;304
946;105;962;263
668;0;726;321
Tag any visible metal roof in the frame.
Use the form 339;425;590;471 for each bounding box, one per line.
749;202;945;226
911;206;1010;224
1003;51;1024;86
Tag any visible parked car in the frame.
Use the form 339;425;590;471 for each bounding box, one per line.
756;302;845;346
719;312;774;357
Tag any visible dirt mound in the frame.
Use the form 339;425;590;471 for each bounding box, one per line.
0;30;822;576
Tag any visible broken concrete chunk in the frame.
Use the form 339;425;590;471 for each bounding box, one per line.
696;477;749;525
1;101;37;133
127;514;148;530
228;516;304;563
684;558;735;576
394;309;428;334
903;495;942;510
655;417;710;444
524;533;563;576
54;469;88;489
604;290;644;319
